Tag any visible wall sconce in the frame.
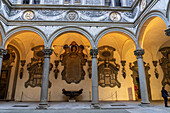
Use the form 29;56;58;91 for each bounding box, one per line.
121;60;126;79
20;60;26;79
54;60;60;79
152;60;159;79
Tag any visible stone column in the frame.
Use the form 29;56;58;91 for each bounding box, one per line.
0;49;7;74
134;49;150;105
38;49;52;109
90;49;100;108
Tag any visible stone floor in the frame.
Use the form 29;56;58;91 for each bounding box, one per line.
0;101;169;113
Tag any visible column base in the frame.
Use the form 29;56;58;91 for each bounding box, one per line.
139;101;150;107
91;103;100;109
36;103;49;109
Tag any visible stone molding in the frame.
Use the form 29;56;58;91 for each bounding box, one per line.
134;49;145;59
90;49;98;58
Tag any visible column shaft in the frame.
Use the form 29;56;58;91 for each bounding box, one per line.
92;57;98;104
38;49;52;109
134;49;150;104
90;49;100;108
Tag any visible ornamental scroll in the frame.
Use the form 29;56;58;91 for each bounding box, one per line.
60;41;87;84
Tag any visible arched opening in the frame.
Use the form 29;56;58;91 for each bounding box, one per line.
139;16;170;100
50;32;92;101
97;31;136;101
2;30;45;101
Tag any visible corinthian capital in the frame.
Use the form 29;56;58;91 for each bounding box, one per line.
165;28;170;36
134;49;144;59
43;49;53;57
0;49;7;57
90;49;98;58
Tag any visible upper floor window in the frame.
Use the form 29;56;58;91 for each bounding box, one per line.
33;0;40;4
115;0;121;6
23;0;30;4
75;0;81;5
105;0;111;6
65;0;71;4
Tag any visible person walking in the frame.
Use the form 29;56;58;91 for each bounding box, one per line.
161;86;169;107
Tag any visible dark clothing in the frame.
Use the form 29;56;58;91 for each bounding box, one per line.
161;88;169;107
163;97;168;107
161;89;169;98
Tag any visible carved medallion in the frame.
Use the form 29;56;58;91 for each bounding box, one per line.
66;11;78;21
23;10;34;20
60;41;87;84
140;0;146;11
110;12;121;22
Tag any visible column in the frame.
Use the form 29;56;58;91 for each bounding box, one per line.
134;49;150;104
0;49;7;74
90;49;100;108
38;49;52;109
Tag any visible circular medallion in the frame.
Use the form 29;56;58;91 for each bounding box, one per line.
23;10;34;20
110;12;121;22
66;11;78;21
140;0;146;11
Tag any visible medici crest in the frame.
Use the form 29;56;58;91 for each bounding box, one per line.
60;41;87;84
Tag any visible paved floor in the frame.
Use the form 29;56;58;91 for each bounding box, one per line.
0;101;169;113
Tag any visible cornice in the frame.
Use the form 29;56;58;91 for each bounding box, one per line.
0;0;160;29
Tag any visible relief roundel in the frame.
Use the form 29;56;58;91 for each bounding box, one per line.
110;12;121;22
23;10;34;20
66;11;78;21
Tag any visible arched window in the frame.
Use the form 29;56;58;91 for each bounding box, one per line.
23;0;30;4
75;0;81;5
33;0;40;4
115;0;121;6
105;0;111;6
65;0;71;4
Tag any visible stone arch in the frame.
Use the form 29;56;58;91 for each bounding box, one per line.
3;26;47;48
166;0;170;22
95;27;137;49
0;23;5;47
48;26;94;49
136;11;168;49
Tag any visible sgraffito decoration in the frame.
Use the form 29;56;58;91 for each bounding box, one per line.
98;46;120;88
159;47;170;86
25;45;53;88
60;41;87;84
